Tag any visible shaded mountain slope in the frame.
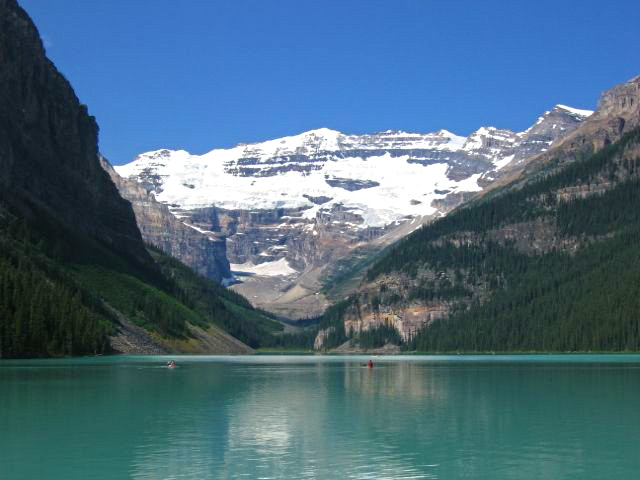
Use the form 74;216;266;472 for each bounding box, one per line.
0;0;280;358
0;0;149;267
101;157;232;283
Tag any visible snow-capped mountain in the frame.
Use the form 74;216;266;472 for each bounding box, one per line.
114;105;591;318
118;105;591;227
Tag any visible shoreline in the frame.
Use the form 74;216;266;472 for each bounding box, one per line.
5;350;640;361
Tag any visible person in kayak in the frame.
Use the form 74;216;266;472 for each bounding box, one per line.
166;360;176;369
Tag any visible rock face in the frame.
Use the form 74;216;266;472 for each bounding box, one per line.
0;0;150;267
506;77;640;183
101;158;231;282
313;327;335;350
343;303;451;343
114;106;590;318
593;76;640;124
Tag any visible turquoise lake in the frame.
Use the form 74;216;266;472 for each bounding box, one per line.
2;355;640;479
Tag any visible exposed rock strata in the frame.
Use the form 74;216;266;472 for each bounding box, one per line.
114;107;589;318
101;158;231;281
343;303;450;343
499;77;640;187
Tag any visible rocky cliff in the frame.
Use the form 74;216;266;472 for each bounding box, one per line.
499;76;640;187
101;158;231;282
0;0;150;267
115;106;590;318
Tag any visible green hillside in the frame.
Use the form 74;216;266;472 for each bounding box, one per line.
0;199;284;358
316;127;640;352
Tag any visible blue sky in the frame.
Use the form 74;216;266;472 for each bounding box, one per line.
21;0;640;165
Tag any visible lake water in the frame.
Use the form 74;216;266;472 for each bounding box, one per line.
2;355;640;479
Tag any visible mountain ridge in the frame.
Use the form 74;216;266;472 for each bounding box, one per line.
114;104;591;319
310;74;640;352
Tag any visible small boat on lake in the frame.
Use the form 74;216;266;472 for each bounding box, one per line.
166;360;177;369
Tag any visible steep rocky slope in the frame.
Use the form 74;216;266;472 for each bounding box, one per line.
539;76;640;161
116;105;590;318
0;0;149;267
101;158;231;282
313;75;640;351
494;76;640;190
0;0;279;357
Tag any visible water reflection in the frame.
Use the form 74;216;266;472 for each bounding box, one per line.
2;356;640;479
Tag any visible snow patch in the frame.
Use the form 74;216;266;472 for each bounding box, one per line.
493;154;515;170
453;173;483;192
183;222;214;235
230;258;297;277
555;105;594;117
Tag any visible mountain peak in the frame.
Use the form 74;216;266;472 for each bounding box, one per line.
303;127;341;137
137;148;185;159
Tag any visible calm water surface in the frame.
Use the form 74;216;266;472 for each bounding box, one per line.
2;355;640;479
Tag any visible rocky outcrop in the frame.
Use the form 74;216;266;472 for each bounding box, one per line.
592;76;640;126
506;76;640;183
314;327;335;350
0;0;151;267
343;304;450;343
313;297;451;350
101;158;231;282
568;77;640;149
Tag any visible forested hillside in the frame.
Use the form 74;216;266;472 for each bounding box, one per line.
0;0;282;358
386;128;640;351
0;204;284;357
313;89;640;352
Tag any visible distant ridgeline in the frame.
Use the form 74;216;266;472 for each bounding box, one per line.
312;76;640;353
0;0;285;358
